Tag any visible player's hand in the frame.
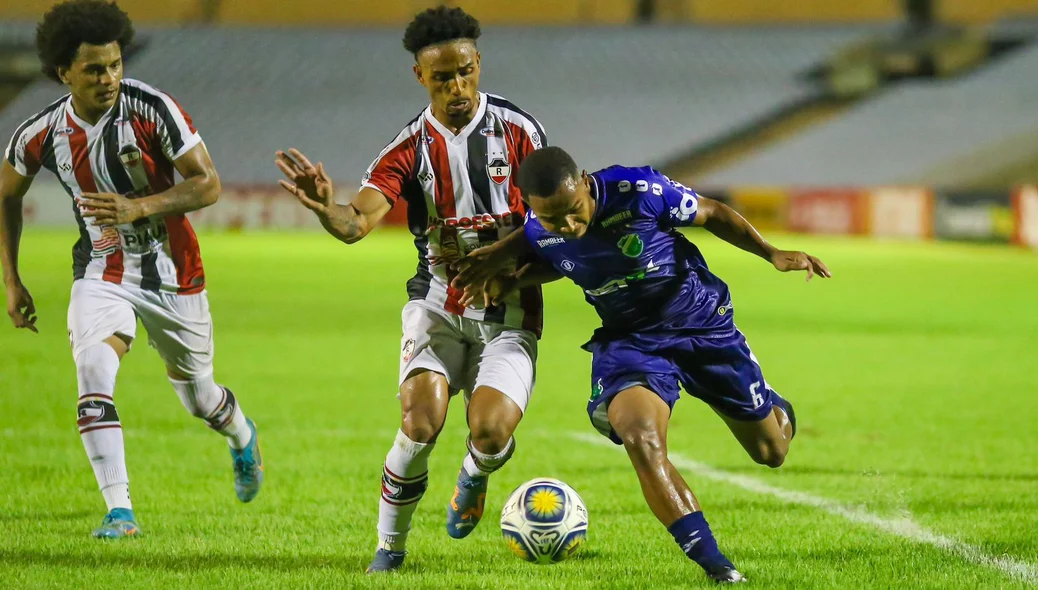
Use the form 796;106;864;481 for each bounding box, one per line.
78;192;144;226
459;274;519;309
770;250;831;281
450;243;511;292
275;148;335;215
5;282;38;333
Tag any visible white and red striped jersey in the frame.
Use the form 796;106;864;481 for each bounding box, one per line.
362;93;546;335
4;78;205;294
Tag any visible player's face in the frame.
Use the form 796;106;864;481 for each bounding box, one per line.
414;40;481;127
59;42;123;116
530;172;596;239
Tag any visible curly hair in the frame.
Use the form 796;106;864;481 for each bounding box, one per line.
402;5;481;59
36;0;135;83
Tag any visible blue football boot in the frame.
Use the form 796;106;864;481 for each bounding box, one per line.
230;418;264;502
92;507;140;539
366;549;406;573
446;469;488;539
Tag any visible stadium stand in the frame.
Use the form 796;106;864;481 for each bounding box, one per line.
700;38;1038;186
0;24;873;185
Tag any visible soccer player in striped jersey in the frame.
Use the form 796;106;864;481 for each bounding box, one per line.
0;0;263;538
275;6;546;573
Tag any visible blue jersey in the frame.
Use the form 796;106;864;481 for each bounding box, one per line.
524;165;733;336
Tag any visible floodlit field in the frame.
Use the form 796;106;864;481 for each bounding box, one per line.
2;228;1036;589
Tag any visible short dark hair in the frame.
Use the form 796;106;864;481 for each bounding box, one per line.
36;0;135;83
517;146;579;200
402;5;481;59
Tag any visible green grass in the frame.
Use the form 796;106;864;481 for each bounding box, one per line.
2;228;1037;589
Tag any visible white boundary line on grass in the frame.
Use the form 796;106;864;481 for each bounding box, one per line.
570;432;1038;585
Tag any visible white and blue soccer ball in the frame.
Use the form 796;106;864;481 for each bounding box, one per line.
500;477;588;564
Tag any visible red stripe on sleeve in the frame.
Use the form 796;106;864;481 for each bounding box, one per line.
21;127;49;175
366;133;418;204
167;95;197;134
68;114;124;284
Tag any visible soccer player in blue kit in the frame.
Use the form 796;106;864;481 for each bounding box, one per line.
452;146;830;583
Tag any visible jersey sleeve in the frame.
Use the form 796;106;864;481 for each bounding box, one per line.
361;131;418;205
143;90;202;162
641;170;700;228
5;118;49;177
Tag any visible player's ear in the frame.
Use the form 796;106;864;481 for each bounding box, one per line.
57;66;70;85
412;63;424;85
581;170;591;188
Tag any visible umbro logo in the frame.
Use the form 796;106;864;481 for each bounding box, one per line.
59;163;72;172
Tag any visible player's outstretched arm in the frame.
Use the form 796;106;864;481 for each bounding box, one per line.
695;197;832;281
275;149;390;244
0;161;38;333
79;142;221;226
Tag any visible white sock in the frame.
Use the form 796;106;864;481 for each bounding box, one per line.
463;454;489;478
170;375;252;449
76;343;131;512
465;436;515;476
377;429;434;552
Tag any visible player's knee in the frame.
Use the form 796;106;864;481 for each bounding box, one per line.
619;426;665;464
75;343;121;396
400;409;443;444
751;442;787;469
468;417;513;455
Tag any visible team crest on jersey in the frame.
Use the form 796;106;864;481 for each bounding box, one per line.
487;149;510;184
617;233;644;258
402;338;415;362
91;227;122;256
119;145;142;168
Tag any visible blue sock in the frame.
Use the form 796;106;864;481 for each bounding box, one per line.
668;512;733;572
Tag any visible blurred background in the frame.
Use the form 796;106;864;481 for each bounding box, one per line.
2;0;1037;247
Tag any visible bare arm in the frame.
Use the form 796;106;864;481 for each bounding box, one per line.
694;197;831;280
78;142;221;225
276;149;391;244
1;160;38;331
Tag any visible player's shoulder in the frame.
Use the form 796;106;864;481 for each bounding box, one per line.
484;93;546;144
10;94;68;138
594;165;668;200
119;78;174;103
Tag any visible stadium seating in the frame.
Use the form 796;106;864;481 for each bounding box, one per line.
700;39;1038;186
0;25;873;185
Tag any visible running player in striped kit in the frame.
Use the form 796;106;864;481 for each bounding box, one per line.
0;0;263;538
275;6;546;573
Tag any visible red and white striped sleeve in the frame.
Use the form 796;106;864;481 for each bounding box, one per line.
487;94;548;162
360;121;420;204
122;79;202;162
4;114;52;177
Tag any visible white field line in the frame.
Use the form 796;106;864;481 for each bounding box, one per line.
570;432;1038;585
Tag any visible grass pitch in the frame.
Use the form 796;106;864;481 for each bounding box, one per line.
1;228;1036;589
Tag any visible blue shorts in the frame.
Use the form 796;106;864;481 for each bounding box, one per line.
585;328;776;444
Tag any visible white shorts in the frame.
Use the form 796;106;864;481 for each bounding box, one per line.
399;300;537;413
68;278;215;378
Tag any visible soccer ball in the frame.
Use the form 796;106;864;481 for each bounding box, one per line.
500;477;588;564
